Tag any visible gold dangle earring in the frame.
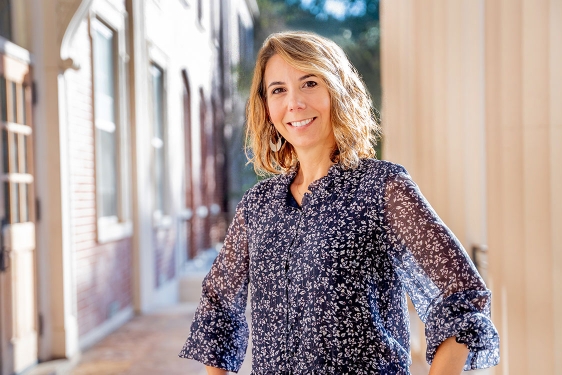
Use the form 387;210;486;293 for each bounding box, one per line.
269;124;283;152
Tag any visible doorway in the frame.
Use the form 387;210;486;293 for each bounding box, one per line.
0;44;37;375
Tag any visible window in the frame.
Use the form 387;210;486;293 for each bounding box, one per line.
93;20;118;218
151;63;166;217
0;0;12;41
0;62;33;226
91;10;132;243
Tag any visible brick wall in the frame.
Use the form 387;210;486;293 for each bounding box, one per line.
67;19;133;337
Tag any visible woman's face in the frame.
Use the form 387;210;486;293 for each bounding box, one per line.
263;54;335;155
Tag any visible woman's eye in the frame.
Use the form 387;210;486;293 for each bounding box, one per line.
304;81;318;88
271;87;284;95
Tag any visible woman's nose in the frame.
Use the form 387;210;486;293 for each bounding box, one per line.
287;91;306;111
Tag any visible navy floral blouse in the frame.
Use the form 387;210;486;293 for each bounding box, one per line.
179;159;500;374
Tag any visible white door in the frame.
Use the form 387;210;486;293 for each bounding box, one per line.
0;49;37;375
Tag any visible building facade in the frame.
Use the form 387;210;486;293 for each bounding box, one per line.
380;1;561;374
0;0;258;373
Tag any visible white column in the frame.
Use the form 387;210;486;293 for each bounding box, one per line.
31;0;81;360
126;0;155;313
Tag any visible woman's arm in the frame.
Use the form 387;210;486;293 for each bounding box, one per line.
429;337;469;375
381;166;499;369
178;197;250;371
206;365;228;375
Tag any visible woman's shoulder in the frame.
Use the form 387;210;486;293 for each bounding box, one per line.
240;171;294;204
251;172;291;191
355;158;409;179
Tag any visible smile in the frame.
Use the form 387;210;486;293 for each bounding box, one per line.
289;117;315;127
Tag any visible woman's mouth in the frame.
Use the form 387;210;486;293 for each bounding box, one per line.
289;117;315;127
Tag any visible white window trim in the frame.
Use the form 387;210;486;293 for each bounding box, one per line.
148;44;172;229
90;0;133;243
98;216;133;243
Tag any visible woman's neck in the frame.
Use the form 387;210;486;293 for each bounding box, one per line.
293;148;334;190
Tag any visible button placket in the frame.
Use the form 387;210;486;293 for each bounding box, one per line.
284;207;304;365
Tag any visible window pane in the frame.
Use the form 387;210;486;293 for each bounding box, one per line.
155;147;164;212
21;84;27;125
0;0;12;40
21;183;28;222
13;182;19;223
151;65;163;139
0;76;6;122
97;128;118;217
2;128;8;174
11;131;18;173
10;81;16;123
3;181;9;223
23;134;28;173
93;20;119;219
93;21;116;126
151;64;165;213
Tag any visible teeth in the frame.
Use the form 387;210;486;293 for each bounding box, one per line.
291;118;313;127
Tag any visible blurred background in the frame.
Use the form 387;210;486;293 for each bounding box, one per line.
0;0;560;374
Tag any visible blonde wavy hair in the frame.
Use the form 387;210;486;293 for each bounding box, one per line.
246;31;380;175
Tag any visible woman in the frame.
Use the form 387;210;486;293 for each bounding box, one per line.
179;31;499;374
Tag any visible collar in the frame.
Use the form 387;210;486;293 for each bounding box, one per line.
271;163;345;205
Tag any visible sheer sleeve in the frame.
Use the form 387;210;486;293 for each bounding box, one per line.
178;197;250;372
381;166;500;370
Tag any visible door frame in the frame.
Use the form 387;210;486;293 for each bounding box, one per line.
0;36;38;375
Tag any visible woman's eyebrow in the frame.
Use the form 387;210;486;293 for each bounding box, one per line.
267;74;317;89
267;81;284;89
299;74;316;81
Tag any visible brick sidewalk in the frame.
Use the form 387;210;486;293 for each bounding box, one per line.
65;303;441;375
68;303;251;375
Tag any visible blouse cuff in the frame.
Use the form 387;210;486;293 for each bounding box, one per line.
178;311;249;372
424;290;500;370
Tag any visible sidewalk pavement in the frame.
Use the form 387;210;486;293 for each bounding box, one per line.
36;303;441;375
68;303;251;375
